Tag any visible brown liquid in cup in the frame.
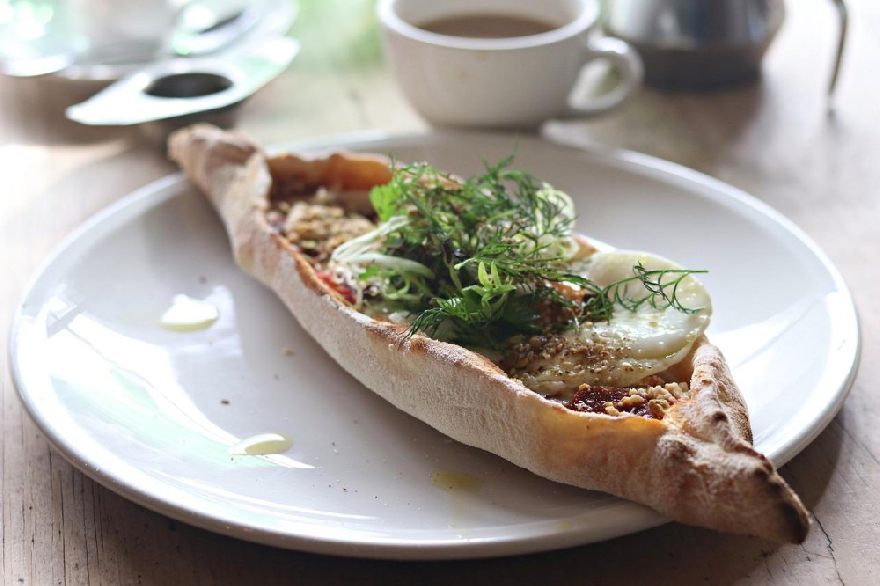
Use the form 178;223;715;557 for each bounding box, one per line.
418;14;558;38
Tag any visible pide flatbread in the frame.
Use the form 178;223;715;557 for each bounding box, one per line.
169;125;809;543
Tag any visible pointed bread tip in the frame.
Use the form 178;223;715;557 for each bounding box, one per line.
746;450;811;543
659;341;811;543
168;124;261;198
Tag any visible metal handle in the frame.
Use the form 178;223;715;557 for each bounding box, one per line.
828;0;849;103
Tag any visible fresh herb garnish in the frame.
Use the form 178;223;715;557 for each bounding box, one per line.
330;157;705;349
581;263;708;323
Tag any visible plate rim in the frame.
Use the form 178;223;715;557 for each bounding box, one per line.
7;130;861;559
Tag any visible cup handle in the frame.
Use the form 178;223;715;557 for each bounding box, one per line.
560;36;643;118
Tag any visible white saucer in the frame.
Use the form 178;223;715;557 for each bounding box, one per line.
9;131;859;559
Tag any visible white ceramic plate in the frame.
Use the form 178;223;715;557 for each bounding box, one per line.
9;132;859;559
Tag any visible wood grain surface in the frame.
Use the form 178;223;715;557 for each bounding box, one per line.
2;0;878;584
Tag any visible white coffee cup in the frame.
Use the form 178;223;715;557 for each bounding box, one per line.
378;0;643;128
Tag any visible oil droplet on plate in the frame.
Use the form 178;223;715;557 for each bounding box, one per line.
159;294;219;331
431;470;482;491
229;433;293;456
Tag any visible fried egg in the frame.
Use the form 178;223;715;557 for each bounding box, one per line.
515;251;711;395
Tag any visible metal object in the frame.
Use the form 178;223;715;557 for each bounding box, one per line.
828;0;849;102
606;0;849;94
0;0;297;81
605;0;786;89
65;36;299;143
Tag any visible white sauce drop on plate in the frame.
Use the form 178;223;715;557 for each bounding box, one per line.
159;294;220;331
229;433;293;456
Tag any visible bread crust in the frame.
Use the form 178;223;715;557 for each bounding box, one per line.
169;125;810;543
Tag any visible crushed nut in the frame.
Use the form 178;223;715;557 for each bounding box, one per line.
604;404;621;416
273;201;375;264
564;381;690;419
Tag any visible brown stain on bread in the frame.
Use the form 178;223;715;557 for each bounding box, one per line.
168;124;810;543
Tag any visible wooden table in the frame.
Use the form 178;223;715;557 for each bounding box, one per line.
2;0;877;583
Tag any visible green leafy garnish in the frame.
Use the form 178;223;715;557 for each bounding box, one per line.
331;157;705;349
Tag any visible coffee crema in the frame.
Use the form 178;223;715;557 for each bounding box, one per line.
418;13;559;39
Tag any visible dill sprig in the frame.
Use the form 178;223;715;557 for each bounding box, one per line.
582;263;708;323
334;157;705;349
